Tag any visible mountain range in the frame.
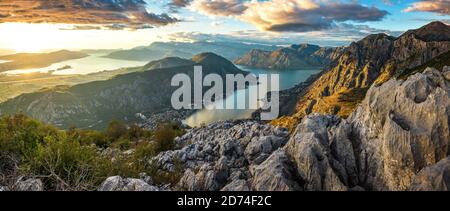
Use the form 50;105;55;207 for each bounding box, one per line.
235;44;343;70
0;50;88;73
104;41;279;62
0;53;245;129
271;21;450;129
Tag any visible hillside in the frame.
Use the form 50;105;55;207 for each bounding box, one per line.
105;41;278;62
272;22;450;129
0;53;246;129
234;44;343;70
0;50;88;73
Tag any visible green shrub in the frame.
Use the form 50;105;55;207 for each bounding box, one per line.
0;115;185;189
23;135;110;191
152;124;183;153
113;137;132;151
105;120;128;140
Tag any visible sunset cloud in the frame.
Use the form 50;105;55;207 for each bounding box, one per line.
173;0;389;32
405;0;450;15
0;0;179;30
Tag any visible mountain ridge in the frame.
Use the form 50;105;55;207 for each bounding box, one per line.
234;43;343;70
270;21;450;129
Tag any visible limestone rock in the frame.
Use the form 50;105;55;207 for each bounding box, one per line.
99;176;159;191
15;178;44;191
221;180;251;191
251;149;301;191
349;67;450;190
284;115;354;191
409;157;450;191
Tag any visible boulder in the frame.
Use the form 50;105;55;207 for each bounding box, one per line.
98;176;159;191
251;149;301;191
15;178;44;191
349;67;450;190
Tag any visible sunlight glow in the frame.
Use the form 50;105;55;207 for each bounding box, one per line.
0;23;162;52
0;23;60;53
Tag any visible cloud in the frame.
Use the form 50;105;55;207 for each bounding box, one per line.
170;0;193;8
165;23;403;46
0;0;179;30
405;0;450;15
59;25;103;30
174;0;389;32
191;0;248;16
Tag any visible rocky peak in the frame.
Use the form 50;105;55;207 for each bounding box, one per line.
192;52;243;74
401;21;450;42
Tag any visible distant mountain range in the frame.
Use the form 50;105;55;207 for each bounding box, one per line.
0;53;246;129
271;21;450;129
0;50;88;73
104;41;279;62
235;44;343;70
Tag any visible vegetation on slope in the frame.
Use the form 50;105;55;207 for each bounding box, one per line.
397;51;450;80
0;114;184;191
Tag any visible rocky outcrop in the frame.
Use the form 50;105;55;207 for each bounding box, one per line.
15;178;44;191
151;121;290;191
409;157;450;191
250;149;301;191
285;115;356;191
147;66;450;191
98;176;160;191
349;67;450;190
235;44;343;70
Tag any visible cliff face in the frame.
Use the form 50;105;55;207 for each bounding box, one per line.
273;22;450;129
234;44;343;70
142;66;450;191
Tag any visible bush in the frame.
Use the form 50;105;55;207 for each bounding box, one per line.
0;115;185;189
152;124;183;153
105;120;128;140
24;135;110;191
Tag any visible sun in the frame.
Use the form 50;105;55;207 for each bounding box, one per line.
0;23;63;53
12;41;47;53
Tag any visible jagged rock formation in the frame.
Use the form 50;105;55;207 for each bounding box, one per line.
147;66;450;191
273;22;450;129
151;121;290;191
349;67;450;190
235;44;343;70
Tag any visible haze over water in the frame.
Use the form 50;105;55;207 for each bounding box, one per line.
4;54;147;75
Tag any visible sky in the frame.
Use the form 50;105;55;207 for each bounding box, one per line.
0;0;449;52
